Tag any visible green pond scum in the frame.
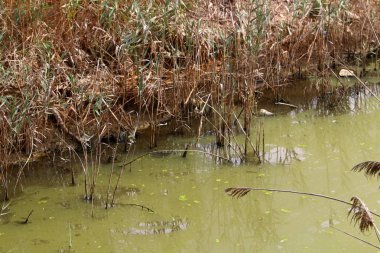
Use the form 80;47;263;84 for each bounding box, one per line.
1;84;380;252
3;1;380;252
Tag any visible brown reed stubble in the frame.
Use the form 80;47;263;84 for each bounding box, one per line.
0;0;379;195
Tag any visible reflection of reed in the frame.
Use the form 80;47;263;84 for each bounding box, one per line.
308;83;380;114
222;186;281;252
262;145;306;165
195;143;244;165
127;217;188;235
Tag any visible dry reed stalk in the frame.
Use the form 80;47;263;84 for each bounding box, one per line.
0;0;380;196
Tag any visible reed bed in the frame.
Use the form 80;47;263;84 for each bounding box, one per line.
1;0;380;198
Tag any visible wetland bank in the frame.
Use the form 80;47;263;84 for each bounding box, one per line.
2;0;380;252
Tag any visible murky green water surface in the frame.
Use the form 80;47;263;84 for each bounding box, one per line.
2;82;380;252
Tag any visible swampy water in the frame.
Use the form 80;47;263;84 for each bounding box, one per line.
2;81;380;252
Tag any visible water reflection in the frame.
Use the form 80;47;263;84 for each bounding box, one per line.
264;145;306;165
127;217;188;235
260;81;380;116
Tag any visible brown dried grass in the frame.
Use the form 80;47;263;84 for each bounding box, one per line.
0;0;379;164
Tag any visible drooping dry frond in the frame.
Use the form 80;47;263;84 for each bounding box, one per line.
348;197;376;233
352;161;380;178
225;187;252;198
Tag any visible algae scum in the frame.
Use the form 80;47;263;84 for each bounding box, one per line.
2;81;380;252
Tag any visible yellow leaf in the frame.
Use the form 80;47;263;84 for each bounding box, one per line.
179;195;187;201
280;208;291;213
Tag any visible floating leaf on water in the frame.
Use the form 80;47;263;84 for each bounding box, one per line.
280;208;291;213
259;109;274;116
191;186;196;189
224;181;229;184
38;200;48;204
48;216;55;220
215;239;220;243
264;191;272;195
216;178;221;182
187;203;192;207
193;200;200;204
339;68;355;77
265;210;271;214
178;195;187;201
280;238;288;243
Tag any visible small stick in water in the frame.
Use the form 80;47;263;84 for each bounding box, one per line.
125;203;154;213
68;223;72;249
22;209;34;224
71;167;76;186
182;144;189;158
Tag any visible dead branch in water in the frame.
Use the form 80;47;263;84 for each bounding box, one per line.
119;149;232;168
121;203;154;213
274;102;298;108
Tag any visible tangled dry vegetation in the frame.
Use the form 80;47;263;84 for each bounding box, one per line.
0;0;379;170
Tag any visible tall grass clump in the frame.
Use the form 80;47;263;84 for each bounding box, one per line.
1;0;380;198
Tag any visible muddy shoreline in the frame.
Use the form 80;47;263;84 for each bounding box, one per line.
8;74;380;168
